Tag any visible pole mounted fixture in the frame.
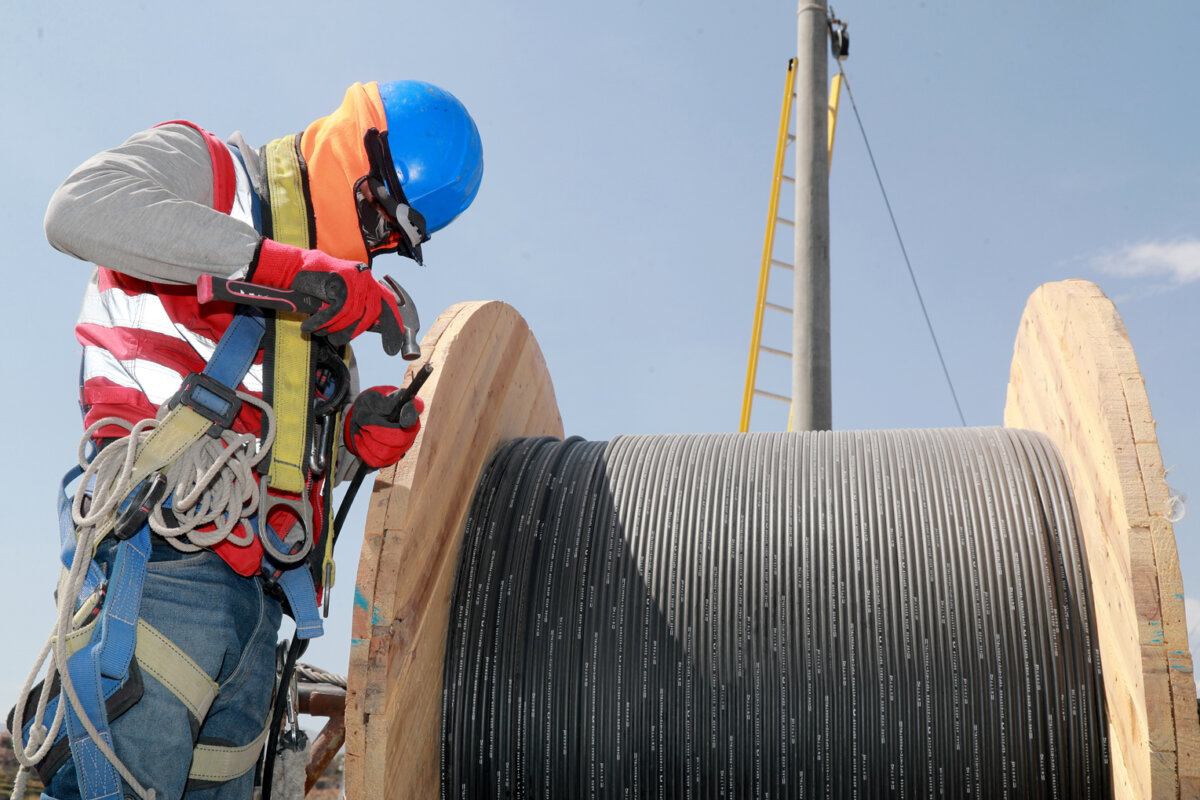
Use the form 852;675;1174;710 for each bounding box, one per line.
828;12;849;60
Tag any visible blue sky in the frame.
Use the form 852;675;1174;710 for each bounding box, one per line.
2;0;1199;714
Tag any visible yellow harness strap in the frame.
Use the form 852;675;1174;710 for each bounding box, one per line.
63;611;263;785
63;619;219;725
262;135;315;497
260;133;341;595
57;612;261;785
188;724;272;784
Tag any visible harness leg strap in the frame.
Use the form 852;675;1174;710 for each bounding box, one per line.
63;525;151;799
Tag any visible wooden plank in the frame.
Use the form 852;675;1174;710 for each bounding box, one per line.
1140;445;1188;646
347;302;503;796
351;301;474;640
343;301;564;799
1171;652;1200;796
1019;284;1167;794
362;310;515;702
1005;294;1150;797
1005;280;1200;798
1172;649;1200;796
343;303;481;795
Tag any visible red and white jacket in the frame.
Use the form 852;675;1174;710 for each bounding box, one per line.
73;123;265;442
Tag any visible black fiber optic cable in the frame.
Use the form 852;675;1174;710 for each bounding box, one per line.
442;430;1111;799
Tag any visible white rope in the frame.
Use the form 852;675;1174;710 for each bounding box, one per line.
74;391;276;550
9;391;277;800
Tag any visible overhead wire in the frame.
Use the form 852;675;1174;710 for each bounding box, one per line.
834;60;968;427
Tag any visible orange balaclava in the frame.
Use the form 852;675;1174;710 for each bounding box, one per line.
300;82;389;264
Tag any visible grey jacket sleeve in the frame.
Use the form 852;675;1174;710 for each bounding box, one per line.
44;123;262;284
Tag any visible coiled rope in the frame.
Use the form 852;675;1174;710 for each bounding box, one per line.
74;393;276;549
9;392;276;800
443;428;1110;799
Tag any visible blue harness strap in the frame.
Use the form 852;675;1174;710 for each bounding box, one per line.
62;525;151;799
50;305;327;797
204;308;265;389
252;517;324;640
58;466;105;602
277;568;323;639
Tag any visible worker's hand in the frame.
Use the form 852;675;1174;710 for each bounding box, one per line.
290;269;405;351
344;388;424;468
250;239;405;351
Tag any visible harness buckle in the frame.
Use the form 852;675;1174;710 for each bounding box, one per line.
257;477;314;567
168;372;242;438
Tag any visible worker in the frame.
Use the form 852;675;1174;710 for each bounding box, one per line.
6;80;482;800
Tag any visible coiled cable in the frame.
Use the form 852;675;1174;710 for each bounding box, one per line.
442;429;1110;799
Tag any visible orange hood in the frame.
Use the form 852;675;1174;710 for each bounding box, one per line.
300;82;389;264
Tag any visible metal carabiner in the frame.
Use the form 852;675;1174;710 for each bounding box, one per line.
308;415;337;476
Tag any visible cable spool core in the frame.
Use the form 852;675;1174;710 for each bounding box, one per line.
442;428;1110;799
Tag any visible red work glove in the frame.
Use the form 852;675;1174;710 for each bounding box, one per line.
344;387;425;468
250;238;406;354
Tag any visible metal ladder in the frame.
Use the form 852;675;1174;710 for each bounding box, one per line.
739;58;843;432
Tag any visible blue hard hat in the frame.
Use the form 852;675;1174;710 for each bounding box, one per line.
379;81;483;234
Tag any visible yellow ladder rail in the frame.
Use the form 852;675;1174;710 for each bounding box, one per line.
740;58;797;433
740;61;844;433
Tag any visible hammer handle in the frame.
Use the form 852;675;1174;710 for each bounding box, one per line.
198;275;324;314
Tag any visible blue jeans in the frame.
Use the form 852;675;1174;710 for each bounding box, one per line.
45;542;281;800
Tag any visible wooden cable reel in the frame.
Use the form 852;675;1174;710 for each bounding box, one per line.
343;281;1199;798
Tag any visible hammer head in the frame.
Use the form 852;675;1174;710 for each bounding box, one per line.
382;275;422;360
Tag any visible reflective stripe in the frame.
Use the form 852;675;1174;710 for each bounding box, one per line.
77;277;187;339
81;346;197;406
79;279;257;375
81;347;264;407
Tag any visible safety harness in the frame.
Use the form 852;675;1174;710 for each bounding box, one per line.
9;127;346;800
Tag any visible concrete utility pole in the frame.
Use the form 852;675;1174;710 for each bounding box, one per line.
792;0;831;431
